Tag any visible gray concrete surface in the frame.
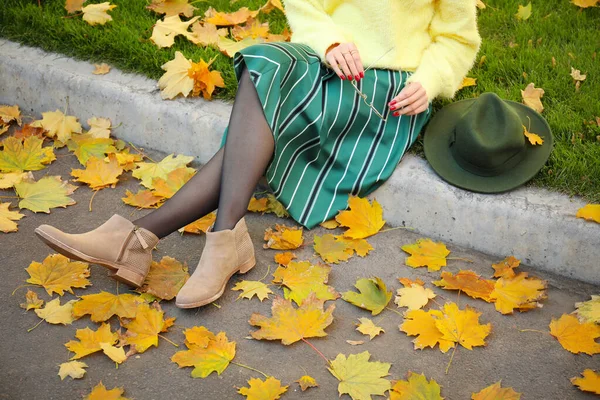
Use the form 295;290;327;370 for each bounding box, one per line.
0;144;598;399
0;38;598;287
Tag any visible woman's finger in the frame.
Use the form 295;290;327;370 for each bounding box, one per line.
342;52;360;81
326;53;346;80
395;96;429;116
404;99;430;116
348;44;364;76
333;52;353;79
391;86;426;110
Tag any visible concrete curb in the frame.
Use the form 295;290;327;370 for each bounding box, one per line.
1;39;598;284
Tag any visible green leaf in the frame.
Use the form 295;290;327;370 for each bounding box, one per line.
328;351;391;400
342;277;392;316
15;176;77;213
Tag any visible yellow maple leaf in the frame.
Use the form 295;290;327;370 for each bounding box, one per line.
490;272;547;314
190;21;229;47
335;196;385;239
92;64;111;75
151;167;196;199
85;382;129;400
273;251;296;266
65;323;118;359
137;256;189;301
471;381;521;400
260;0;285;14
178;211;217;234
204;6;258;26
151;15;199;48
67;133;117;165
249;293;335;345
576;204;600;223
58;360;88;380
231;17;270;41
574;295;600;324
99;342;128;364
0;136;56;172
515;3;532;20
0;202;24;233
187;58;226;100
122;303;170;353
26;254;90;296
401;238;450;271
71;154;123;190
238;377;289;400
328;351;391;400
263;224;304;250
147;0;197;17
20;289;44;310
272;260;339;305
320;219;340;229
521;83;544;113
132;153;194;188
232;280;273;301
395;281;436;310
0;104;21;125
122;189;163;209
549;314;600;355
32;109;82;142
571;0;599;8
65;0;85;13
296;375;318;391
35;298;77;326
248;196;269;212
218;36;267;58
108;148;143;171
0;171;33;189
313;234;353;263
400;309;455;353
82;2;117;26
571;369;600;395
15;175;77;213
72;291;144;322
390;372;443;400
86;116;111;137
342;277;392;316
433;270;495;302
434;302;491;350
158;51;194;99
522;125;544;145
356;317;384;340
458;77;477;90
337;236;374;257
171;327;236;378
492;256;521;278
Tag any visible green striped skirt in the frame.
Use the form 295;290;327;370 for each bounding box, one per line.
220;41;432;230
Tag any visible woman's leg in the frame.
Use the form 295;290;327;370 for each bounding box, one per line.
133;65;274;237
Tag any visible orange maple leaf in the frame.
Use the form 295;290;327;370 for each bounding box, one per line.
433;270;495;302
71;154;123;190
335;196;385;239
138;256;189;301
263;224;304;250
492;256;521;278
549;314;600;355
25;253;91;296
401;238;451;271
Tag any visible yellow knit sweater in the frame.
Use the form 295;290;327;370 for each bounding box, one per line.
282;0;482;101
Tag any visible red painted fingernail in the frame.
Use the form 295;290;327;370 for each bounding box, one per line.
340;75;345;80
360;72;364;78
348;75;353;81
393;112;400;116
355;75;360;81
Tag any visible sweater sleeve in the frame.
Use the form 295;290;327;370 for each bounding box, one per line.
282;0;353;62
405;0;482;101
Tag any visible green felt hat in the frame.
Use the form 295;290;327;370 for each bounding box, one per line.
423;92;553;193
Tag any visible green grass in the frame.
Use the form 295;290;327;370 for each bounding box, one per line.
1;0;599;201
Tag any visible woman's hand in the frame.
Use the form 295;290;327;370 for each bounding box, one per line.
325;42;364;81
389;82;429;116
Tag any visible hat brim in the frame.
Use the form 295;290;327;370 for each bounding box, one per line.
423;98;553;193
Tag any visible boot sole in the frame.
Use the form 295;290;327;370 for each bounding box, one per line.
34;228;146;288
175;257;256;309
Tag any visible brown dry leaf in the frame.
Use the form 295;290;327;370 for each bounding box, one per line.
20;289;44;310
356;317;384;340
313;234;352;263
458;77;477;90
272;260;339;305
35;298;77;326
320;219;340;229
179;211;217;234
571;0;600;7
82;2;117;26
549;314;600;355
26;254;90;296
346;340;364;346
13;123;45;140
571;370;600;395
147;0;197;17
92;64;111;75
390;372;443;400
492;256;521;278
395;279;437;310
263;224;304;250
0;136;55;172
151;167;196;199
247;196;269;212
151;15;199;48
335;196;385;239
232;280;273;301
249;293;335;345
471;381;522;399
521;83;545;113
273;251;296;266
65;0;86;13
65;323;118;359
217;37;266;58
0;202;25;233
238;377;289;400
15;175;77;213
71;154;123;190
296;375;318;391
138;256;189;301
523;125;544;145
576;204;600;223
58;360;88;380
401;238;451;272
171;327;236;378
122;302;171;353
400;309;455;353
0;104;22;125
85;382;130;400
204;6;259;26
122;189;164;209
433;270;495;302
72;291;145;322
490;272;547;314
231;17;270;41
187;59;226;100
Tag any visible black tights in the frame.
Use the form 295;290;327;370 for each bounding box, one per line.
133;65;275;238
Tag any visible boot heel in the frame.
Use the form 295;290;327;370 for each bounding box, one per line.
112;268;145;288
238;257;256;274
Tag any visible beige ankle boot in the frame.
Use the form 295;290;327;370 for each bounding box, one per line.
175;217;256;308
34;215;159;287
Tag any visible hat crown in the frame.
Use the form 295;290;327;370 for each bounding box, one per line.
451;93;526;176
